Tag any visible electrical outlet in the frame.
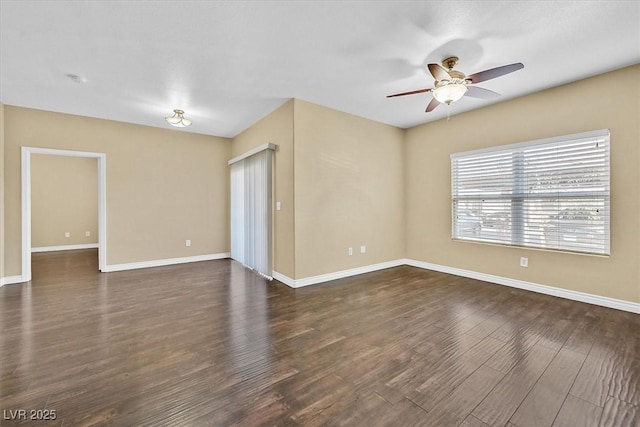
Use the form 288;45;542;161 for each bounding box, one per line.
85;231;91;237
276;201;282;211
520;257;528;267
65;232;70;238
348;247;353;256
360;245;366;253
186;239;191;247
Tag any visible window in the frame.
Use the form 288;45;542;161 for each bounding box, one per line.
451;129;610;255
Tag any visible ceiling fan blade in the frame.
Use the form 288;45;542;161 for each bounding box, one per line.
428;63;451;81
425;97;440;112
466;63;524;84
386;88;432;98
465;86;501;99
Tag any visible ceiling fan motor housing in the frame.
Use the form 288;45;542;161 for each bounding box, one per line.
442;56;459;70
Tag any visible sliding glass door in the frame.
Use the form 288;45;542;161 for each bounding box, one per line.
229;146;273;279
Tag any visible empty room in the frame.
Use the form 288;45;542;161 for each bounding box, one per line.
0;1;639;426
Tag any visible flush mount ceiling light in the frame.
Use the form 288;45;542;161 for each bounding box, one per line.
165;109;192;127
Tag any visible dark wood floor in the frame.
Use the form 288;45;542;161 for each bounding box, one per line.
1;250;638;426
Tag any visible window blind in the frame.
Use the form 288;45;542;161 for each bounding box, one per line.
451;129;610;255
230;146;274;278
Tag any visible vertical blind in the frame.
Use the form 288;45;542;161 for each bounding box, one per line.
451;129;610;255
230;147;273;278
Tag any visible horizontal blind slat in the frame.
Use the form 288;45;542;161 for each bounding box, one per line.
451;131;610;255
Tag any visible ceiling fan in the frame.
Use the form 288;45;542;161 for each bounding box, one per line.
387;56;524;112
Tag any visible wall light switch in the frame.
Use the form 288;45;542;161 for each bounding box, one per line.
276;201;282;211
85;231;91;237
348;247;353;256
360;245;366;253
65;232;70;238
520;257;528;267
186;239;191;247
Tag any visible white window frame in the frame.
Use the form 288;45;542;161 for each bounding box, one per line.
451;129;610;255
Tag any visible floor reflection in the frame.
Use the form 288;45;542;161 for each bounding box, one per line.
20;283;33;368
225;261;274;377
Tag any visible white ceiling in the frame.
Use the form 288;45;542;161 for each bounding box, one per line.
1;1;639;138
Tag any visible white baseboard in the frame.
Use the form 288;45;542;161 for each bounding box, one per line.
6;251;637;314
103;252;231;272
0;275;26;286
32;243;99;253
272;271;296;287
404;259;640;314
273;259;405;289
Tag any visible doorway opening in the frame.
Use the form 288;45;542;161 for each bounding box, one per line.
21;147;107;283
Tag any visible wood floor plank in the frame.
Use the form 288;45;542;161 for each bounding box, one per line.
483;331;542;374
331;392;393;426
570;337;622;407
406;336;506;411
599;396;639;427
460;415;492;427
418;365;505;427
466;312;510;340
552;394;603;427
561;314;598;356
375;397;430;426
607;355;640;407
471;342;558;426
509;347;587;427
0;249;637;426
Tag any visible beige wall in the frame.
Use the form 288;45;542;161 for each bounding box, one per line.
3;107;231;276
232;100;295;278
405;64;640;303
231;99;405;280
3;66;638;306
293;99;405;278
31;154;98;248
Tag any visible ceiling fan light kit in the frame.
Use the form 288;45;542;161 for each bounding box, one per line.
387;55;524;113
433;82;467;104
165;109;192;127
